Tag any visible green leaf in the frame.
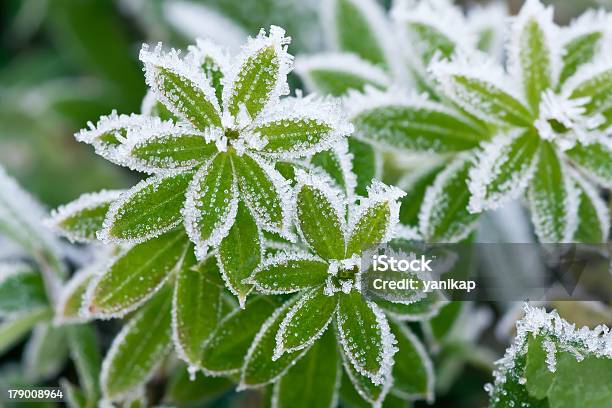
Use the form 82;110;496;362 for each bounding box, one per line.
405;22;456;64
327;0;390;69
489;306;611;408
232;153;287;235
336;291;395;384
165;364;232;405
0;263;48;316
419;157;479;242
389;321;433;401
517;17;552;112
225;26;290;119
375;291;444;322
565;140;612;188
240;297;309;388
217;201;262;306
248;253;329;294
24;323;68;381
399;162;446;226
296;180;346;260
86;229;190;317
61;379;88;408
184;153;236;258
141;47;221;131
339;351;391;407
558;32;602;88
346;199;395;257
201;296;278;375
425;301;463;343
48;190;122;243
349;138;380;197
0;166;65;278
527;142;578;242
296;54;389;96
568;68;612;129
66;324;101;402
173;249;225;367
189;42;226;105
101;171;194;243
143;91;179;122
433;73;533;127
311;149;348;193
351;102;485;153
468;131;541;212
571;172;609;243
127;131;217;172
273;329;340;408
255;117;336;158
275;286;337;356
101;285;173;401
56;269;94;324
0;308;51;356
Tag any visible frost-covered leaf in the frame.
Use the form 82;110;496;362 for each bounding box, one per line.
272;329;340;408
275;286;337;358
66;324;101;401
61;380;88;408
184;153;237;259
558;32;602;88
254;96;352;158
389;321;434;401
571;171;610;243
346;182;405;256
468;131;541;213
310;142;356;197
349;90;486;153
0;166;64;278
324;0;392;70
488;305;612;408
527;142;578;242
188;38;229;105
217;201;262;306
123;126;217;173
85;230;190;318
224;26;292;119
48;190;122;243
74;112;152;163
24;323;68;381
173;248;225;368
339;347;392;408
393;0;472;65
201;296;278;375
348;138;380;197
232;153;290;236
0;308;50;356
0;263;47;316
510;0;554;113
295;53;389;96
247;252;329;294
100;171;193;243
295;174;346;260
565;140;612;189
336;291;396;385
376;290;444;322
141;90;178;122
240;297;308;389
55;267;95;325
567;66;612;129
430;56;533;127
140;44;222;131
419;157;479;242
101;285;173;401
